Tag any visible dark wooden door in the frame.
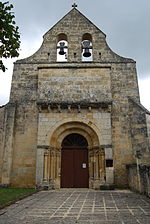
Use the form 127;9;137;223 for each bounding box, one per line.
74;149;89;188
61;134;89;188
61;149;74;187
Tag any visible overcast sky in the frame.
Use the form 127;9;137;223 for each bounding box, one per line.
0;0;150;109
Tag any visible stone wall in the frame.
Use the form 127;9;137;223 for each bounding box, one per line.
127;164;150;197
127;101;150;196
140;165;150;196
0;102;38;188
0;104;16;186
0;106;6;183
129;99;149;155
38;67;112;103
110;63;140;187
146;114;150;143
10;64;38;103
9;102;38;188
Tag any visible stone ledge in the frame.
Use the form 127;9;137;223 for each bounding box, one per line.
37;101;112;110
37;144;112;150
128;97;150;115
15;60;136;65
37;63;111;69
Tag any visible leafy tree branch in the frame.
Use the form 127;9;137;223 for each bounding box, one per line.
0;1;20;72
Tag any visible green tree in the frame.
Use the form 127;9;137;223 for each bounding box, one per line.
0;1;20;72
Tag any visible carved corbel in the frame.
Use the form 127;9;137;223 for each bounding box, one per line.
48;105;51;112
38;105;42;112
88;106;92;112
108;105;112;112
78;105;81;113
68;105;71;113
57;105;61;113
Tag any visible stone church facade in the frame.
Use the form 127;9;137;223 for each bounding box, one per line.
0;8;150;189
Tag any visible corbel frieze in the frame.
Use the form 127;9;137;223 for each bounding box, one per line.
37;101;112;113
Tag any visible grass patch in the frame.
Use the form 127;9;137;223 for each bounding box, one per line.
0;188;36;207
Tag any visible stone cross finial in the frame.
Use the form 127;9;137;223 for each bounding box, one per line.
72;3;77;8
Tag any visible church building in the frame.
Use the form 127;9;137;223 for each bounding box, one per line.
0;7;149;190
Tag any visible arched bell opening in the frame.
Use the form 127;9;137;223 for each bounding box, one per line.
61;133;89;188
57;33;68;62
82;33;93;61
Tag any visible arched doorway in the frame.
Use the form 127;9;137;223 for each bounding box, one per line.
61;133;89;188
37;120;107;189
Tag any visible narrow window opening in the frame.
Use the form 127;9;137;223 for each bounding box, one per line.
106;159;113;167
82;33;93;62
57;34;68;62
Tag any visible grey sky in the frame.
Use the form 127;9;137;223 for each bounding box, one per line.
0;0;150;108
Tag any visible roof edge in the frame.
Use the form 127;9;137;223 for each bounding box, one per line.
128;97;150;115
44;8;106;38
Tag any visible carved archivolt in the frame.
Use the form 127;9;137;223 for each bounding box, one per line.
49;120;100;148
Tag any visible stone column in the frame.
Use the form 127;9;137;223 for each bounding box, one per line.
89;147;106;189
49;148;61;189
40;147;61;189
99;149;105;183
56;148;61;188
36;147;44;187
50;150;54;180
89;149;94;188
43;151;49;181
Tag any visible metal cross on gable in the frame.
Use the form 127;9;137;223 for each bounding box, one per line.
72;2;77;8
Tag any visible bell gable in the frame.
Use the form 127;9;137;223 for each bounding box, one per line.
17;8;134;63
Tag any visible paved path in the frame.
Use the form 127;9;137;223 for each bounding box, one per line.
0;189;150;224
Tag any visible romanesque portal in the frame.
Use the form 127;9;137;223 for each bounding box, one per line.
36;120;107;189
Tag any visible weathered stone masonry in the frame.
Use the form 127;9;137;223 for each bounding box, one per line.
0;8;149;189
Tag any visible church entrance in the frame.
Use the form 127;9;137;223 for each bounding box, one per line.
61;133;89;188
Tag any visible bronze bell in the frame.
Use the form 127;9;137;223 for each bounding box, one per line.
82;40;91;57
59;42;65;55
83;48;91;57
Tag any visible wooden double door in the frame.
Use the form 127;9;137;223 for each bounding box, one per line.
61;134;89;188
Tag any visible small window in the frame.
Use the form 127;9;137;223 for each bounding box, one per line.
106;159;113;167
57;34;68;62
